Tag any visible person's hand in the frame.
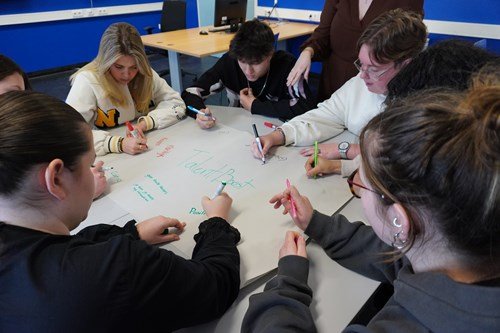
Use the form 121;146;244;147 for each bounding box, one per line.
250;131;284;160
135;120;148;135
301;143;361;160
304;155;341;177
287;48;313;86
121;136;148;155
279;231;307;259
91;161;108;199
136;216;187;245
196;107;216;129
239;87;256;111
202;192;233;221
300;143;339;159
269;185;314;231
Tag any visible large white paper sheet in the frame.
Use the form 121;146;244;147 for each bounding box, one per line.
96;114;352;286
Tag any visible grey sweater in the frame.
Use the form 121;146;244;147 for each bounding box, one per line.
242;211;500;332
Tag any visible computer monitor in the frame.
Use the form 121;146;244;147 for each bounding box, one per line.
214;0;247;32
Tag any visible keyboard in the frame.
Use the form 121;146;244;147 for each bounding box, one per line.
208;25;231;32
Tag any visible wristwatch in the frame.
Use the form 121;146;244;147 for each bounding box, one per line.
338;141;350;159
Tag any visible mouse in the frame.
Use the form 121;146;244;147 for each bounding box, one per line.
199;30;209;35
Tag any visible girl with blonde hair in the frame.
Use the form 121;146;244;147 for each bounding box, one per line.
67;22;185;156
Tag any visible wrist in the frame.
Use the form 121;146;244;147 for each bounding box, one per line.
304;47;314;58
274;127;286;145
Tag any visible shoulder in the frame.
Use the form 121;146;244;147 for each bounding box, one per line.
74;70;99;83
272;50;296;65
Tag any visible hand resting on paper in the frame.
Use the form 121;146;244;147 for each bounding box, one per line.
269;185;314;231
136;216;187;244
202;192;233;221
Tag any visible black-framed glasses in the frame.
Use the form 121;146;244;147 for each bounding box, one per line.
347;169;388;201
353;59;392;81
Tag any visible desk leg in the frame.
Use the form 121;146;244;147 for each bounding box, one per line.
168;50;182;92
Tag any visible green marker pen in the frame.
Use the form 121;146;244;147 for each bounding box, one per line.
211;181;227;199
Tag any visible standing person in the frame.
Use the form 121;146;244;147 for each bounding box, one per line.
181;19;315;130
0;91;240;332
242;81;500;332
67;22;186;156
0;54;108;198
252;9;426;177
287;0;424;102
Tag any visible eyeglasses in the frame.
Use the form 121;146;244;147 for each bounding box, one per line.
353;59;392;81
347;169;389;201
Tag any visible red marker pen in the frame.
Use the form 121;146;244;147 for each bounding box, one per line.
264;121;278;130
126;121;139;138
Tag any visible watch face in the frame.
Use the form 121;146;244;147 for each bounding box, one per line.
339;142;349;150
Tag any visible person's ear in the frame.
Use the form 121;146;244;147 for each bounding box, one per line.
400;58;412;68
44;159;68;201
388;203;410;241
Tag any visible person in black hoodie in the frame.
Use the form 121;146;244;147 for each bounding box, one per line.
0;91;241;332
182;19;316;129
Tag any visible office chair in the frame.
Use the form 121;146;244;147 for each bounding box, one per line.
144;0;197;82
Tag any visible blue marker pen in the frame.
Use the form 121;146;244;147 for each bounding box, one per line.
187;105;216;121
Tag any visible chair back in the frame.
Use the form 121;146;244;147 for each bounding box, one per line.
160;0;187;32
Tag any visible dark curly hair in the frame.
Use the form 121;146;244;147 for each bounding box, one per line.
229;19;275;64
386;39;499;103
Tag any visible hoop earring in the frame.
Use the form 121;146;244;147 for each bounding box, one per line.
391;230;407;250
392;217;402;228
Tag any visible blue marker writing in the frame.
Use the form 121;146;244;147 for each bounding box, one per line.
187;105;216;121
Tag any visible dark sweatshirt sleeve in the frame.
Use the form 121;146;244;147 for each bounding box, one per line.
127;217;240;331
241;255;317;333
181;55;228;118
305;211;405;283
75;220;139;242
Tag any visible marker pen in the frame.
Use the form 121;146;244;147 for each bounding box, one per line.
126;121;139;138
313;141;319;179
252;124;266;164
187;105;216;121
91;165;114;171
286;179;297;218
211;181;227;199
264;121;278;130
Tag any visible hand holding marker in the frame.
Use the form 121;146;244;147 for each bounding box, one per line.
126;121;139;138
126;121;148;150
252;124;266;164
211;181;227;199
187;105;216;121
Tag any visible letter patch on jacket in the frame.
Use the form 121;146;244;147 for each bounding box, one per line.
94;107;120;129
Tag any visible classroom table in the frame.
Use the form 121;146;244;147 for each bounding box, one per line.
141;21;318;92
77;105;379;332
